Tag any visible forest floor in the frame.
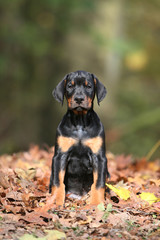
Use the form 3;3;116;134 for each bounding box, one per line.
0;145;159;240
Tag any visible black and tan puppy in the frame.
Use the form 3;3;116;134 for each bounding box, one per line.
49;70;109;205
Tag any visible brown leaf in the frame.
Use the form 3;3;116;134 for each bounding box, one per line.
89;221;101;228
19;211;52;226
4;205;24;214
0;171;9;189
14;168;36;181
79;216;92;225
36;194;56;212
0;146;160;240
107;212;131;227
59;218;71;228
116;155;133;170
6;191;22;201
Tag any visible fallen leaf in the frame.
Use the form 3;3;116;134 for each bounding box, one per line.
128;176;146;186
0;145;160;240
139;192;159;205
15;168;36;181
6;191;22;201
19;212;52;226
106;183;131;200
89;221;101;228
149;179;160;187
116;155;133;170
107;212;131;227
45;230;66;240
148;162;160;172
19;233;46;240
0;171;9;189
79;216;92;225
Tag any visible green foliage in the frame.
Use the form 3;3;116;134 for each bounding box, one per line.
0;0;159;156
97;203;113;220
97;202;105;211
0;0;96;153
126;220;137;232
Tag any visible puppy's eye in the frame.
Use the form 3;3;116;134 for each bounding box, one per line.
67;83;74;88
86;83;92;89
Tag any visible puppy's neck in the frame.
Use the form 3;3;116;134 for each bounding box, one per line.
68;109;93;128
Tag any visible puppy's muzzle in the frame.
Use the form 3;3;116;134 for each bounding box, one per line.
74;95;85;104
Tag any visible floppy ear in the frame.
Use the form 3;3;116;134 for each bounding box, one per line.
92;74;107;105
52;74;68;105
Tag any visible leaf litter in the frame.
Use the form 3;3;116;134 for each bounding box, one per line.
0;146;159;240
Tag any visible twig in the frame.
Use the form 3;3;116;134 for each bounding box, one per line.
146;140;160;161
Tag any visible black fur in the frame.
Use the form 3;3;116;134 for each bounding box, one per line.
49;70;109;201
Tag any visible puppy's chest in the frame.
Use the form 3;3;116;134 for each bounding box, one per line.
58;126;102;154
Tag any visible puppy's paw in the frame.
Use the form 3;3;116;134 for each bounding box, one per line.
51;184;65;206
88;185;105;205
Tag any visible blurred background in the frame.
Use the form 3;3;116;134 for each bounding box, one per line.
0;0;160;158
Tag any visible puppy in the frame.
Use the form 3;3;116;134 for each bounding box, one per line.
49;70;109;205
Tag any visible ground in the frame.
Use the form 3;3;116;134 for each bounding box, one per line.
0;145;159;240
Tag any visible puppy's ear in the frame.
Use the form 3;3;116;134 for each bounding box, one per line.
92;74;107;105
52;74;68;105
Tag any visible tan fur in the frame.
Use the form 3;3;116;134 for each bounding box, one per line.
51;171;65;205
73;110;88;115
58;136;77;152
89;171;105;205
67;97;72;108
83;136;102;154
87;97;92;108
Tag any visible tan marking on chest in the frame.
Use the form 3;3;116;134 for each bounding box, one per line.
82;136;102;154
58;136;77;152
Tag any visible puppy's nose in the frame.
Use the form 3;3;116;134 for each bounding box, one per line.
74;96;84;104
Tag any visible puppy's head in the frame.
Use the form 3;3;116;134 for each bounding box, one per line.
53;70;107;112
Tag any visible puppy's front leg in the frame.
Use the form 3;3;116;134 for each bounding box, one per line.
89;153;108;205
49;152;68;206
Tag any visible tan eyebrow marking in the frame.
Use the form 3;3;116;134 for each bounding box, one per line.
82;136;103;154
57;136;77;152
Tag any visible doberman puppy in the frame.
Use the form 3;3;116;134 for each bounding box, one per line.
49;70;109;205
